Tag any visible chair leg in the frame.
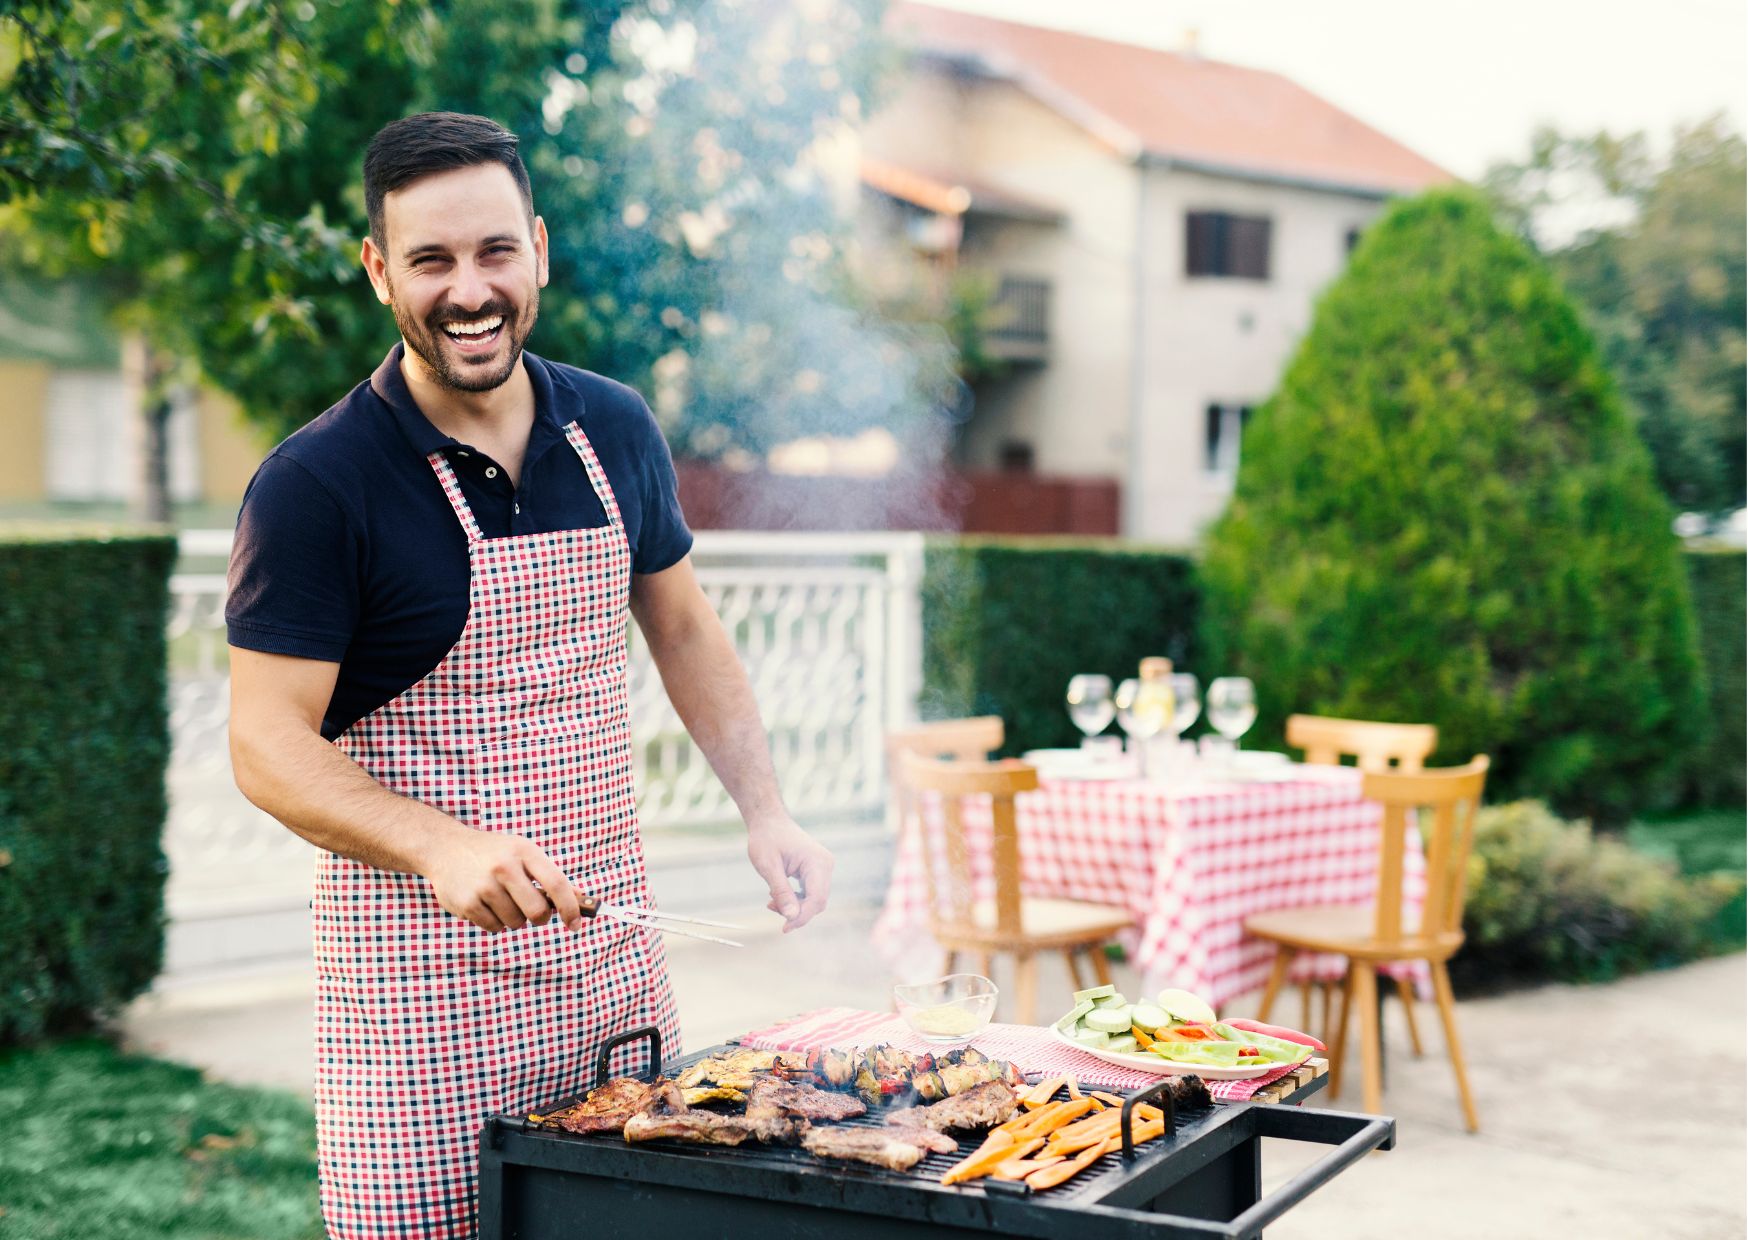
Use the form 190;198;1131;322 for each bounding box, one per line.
1064;950;1085;991
1318;981;1335;1046
943;949;960;977
1395;974;1425;1057
1014;953;1039;1026
975;951;995;982
1257;948;1292;1023
1430;961;1481;1133
1328;965;1355;1100
1299;978;1313;1033
1089;945;1113;986
1352;962;1383;1117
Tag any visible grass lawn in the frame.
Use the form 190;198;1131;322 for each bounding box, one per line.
0;1039;321;1240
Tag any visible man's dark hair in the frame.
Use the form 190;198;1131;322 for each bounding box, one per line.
363;112;535;251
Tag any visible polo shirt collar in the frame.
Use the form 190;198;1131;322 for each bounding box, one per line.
370;340;571;460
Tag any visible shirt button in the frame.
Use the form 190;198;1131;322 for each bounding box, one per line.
485;466;498;479
514;502;521;515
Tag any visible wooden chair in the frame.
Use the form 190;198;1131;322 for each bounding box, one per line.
1286;713;1438;772
898;752;1133;1025
1244;756;1490;1131
1285;713;1440;1042
886;716;1005;828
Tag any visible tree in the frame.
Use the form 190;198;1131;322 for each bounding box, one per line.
1200;188;1705;826
1485;117;1746;516
2;0;956;477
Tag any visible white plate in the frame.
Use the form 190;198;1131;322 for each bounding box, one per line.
1047;1025;1277;1080
1022;749;1137;782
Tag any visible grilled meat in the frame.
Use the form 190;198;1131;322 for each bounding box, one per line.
745;1078;867;1122
674;1049;807;1091
801;1126;946;1171
623;1110;761;1146
882;1125;960;1155
885;1081;1017;1133
532;1077;683;1136
680;1085;747;1107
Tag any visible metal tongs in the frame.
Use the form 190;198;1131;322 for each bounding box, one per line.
534;881;743;947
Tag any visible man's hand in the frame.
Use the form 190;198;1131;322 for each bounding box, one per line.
421;829;585;934
746;816;834;932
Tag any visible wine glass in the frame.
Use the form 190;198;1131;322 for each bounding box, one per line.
1114;678;1168;742
1206;677;1258;747
1168;672;1201;738
1066;674;1115;748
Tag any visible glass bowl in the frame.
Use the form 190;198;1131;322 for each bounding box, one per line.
892;973;999;1045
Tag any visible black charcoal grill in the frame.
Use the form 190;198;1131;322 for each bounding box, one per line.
479;1027;1393;1240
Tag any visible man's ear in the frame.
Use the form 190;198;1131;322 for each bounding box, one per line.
534;216;550;289
360;236;393;306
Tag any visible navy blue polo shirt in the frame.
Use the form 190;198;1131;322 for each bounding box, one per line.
226;343;692;739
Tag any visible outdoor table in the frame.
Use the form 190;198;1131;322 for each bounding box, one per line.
873;762;1429;1007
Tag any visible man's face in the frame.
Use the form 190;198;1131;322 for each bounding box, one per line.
362;162;549;393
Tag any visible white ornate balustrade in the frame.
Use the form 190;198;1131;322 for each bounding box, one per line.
161;529;923;970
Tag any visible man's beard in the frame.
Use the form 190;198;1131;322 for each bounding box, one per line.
391;284;538;393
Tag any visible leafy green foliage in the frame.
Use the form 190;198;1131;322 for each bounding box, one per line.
1201;187;1704;825
0;528;175;1044
1454;801;1744;993
922;538;1202;754
1679;550;1745;806
0;1039;322;1239
1485;118;1746;514
2;1;956;456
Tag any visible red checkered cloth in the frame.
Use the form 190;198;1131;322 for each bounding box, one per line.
739;1007;1305;1102
871;768;1429;1008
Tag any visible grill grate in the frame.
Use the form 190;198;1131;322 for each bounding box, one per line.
518;1038;1215;1201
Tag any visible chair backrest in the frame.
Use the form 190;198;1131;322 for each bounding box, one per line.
1287;713;1438;772
1360;756;1490;946
898;752;1039;937
886;717;1004;839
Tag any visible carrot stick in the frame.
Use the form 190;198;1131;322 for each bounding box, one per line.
990;1154;1066;1180
1023;1096;1098;1137
1089;1090;1125;1107
1065;1073;1082;1101
1047;1116;1122;1154
1004;1100;1063;1137
1024;1137;1109;1190
1023;1074;1066;1108
941;1135;1039;1185
1130;1024;1156;1049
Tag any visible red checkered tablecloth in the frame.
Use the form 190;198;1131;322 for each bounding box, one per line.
871;766;1427;1008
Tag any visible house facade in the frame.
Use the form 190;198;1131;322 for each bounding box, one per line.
855;3;1452;544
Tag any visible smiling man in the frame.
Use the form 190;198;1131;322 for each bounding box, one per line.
224;112;833;1240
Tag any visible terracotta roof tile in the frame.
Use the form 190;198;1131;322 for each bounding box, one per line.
886;2;1454;194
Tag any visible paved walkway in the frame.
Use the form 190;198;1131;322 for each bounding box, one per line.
123;883;1746;1239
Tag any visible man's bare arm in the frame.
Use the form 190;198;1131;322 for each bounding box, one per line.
227;646;584;933
629;557;834;931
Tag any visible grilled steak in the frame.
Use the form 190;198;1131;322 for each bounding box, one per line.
623;1110;761;1146
801;1127;945;1171
881;1124;960;1155
745;1078;868;1122
536;1077;682;1136
885;1080;1017;1133
675;1048;808;1091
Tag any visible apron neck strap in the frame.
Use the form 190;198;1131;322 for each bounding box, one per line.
562;421;625;532
427;451;487;545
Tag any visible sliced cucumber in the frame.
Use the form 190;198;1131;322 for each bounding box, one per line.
1104;1034;1140;1055
1073;1029;1111;1049
1156;988;1217;1025
1072;983;1116;1003
1055;1000;1095;1031
1084;1007;1133;1034
1094;992;1130;1011
1129;1003;1170;1034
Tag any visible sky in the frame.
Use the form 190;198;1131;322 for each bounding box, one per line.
923;0;1747;180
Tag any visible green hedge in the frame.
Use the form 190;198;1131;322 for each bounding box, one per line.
0;526;176;1044
1681;550;1745;807
1201;189;1705;827
921;537;1202;754
1454;800;1744;993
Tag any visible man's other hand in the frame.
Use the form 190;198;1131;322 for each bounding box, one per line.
746;816;834;933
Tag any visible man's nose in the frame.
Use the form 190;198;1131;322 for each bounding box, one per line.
448;260;493;311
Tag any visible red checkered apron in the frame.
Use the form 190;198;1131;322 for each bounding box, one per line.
313;421;680;1239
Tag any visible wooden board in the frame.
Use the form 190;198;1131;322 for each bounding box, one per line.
1249;1056;1329;1105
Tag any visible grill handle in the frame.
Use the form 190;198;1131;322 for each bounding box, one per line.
595;1025;664;1087
1119;1079;1177;1159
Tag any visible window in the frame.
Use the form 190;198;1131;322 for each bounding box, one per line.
1204;403;1254;474
1185;212;1271;279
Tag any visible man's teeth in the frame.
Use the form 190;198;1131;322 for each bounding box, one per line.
442;315;504;339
